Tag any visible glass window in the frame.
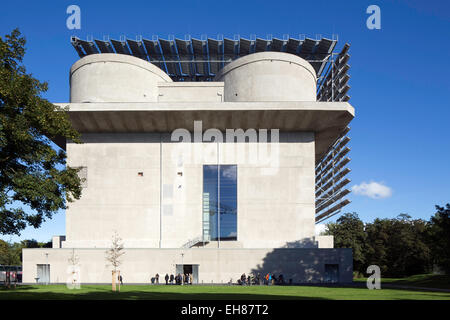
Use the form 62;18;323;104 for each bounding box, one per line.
203;165;237;241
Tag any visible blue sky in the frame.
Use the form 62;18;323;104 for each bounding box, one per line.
1;0;449;242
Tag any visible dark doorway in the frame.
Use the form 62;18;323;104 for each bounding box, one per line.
176;264;199;284
183;265;192;275
324;264;339;283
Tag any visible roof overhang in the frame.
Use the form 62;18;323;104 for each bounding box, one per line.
54;101;354;163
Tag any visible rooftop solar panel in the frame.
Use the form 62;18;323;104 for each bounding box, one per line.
110;40;131;55
286;38;300;54
142;39;166;71
223;38;237;59
300;38;316;56
70;35;350;98
191;38;206;75
79;40;99;55
71;40;86;57
270;38;284;51
95;40;114;53
207;38;222;74
126;39;147;60
175;39;193;76
255;38;269;52
239;38;252;56
159;39;179;76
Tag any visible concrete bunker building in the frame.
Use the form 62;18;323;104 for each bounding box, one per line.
23;35;354;284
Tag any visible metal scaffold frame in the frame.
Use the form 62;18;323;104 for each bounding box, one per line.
315;127;352;223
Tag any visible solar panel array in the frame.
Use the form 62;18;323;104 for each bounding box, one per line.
70;35;350;101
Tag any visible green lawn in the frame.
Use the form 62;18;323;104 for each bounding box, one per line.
1;283;449;300
354;274;450;290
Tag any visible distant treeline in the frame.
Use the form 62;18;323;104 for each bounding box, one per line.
325;204;450;277
0;239;51;266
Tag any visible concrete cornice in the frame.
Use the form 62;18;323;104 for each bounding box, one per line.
55;101;353;113
53;101;354;163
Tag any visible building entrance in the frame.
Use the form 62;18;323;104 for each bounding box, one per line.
175;264;199;284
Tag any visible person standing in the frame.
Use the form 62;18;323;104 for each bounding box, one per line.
170;274;174;284
189;273;193;285
165;273;169;285
279;274;284;285
155;273;159;284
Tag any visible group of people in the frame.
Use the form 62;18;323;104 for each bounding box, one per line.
236;273;286;286
150;273;194;285
118;272;289;285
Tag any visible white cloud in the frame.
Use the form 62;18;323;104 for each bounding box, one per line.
315;223;327;236
351;181;392;199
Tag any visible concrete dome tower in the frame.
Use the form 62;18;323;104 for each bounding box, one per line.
215;52;317;102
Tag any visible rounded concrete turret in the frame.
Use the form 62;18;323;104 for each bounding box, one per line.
214;52;317;102
70;53;172;103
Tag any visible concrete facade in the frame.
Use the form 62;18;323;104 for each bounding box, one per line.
23;247;352;284
62;132;316;249
23;52;355;284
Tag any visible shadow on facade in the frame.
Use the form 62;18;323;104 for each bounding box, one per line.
250;240;352;284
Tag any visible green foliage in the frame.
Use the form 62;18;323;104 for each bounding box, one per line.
364;215;432;277
325;212;366;273
429;204;450;274
327;206;450;278
0;238;52;265
0;239;21;265
0;29;82;235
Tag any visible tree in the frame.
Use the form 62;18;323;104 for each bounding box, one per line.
325;212;367;274
105;231;125;291
365;215;432;277
0;29;82;235
364;218;390;275
0;238;53;266
0;239;21;265
429;204;450;274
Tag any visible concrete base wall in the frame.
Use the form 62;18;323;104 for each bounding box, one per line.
22;247;352;284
